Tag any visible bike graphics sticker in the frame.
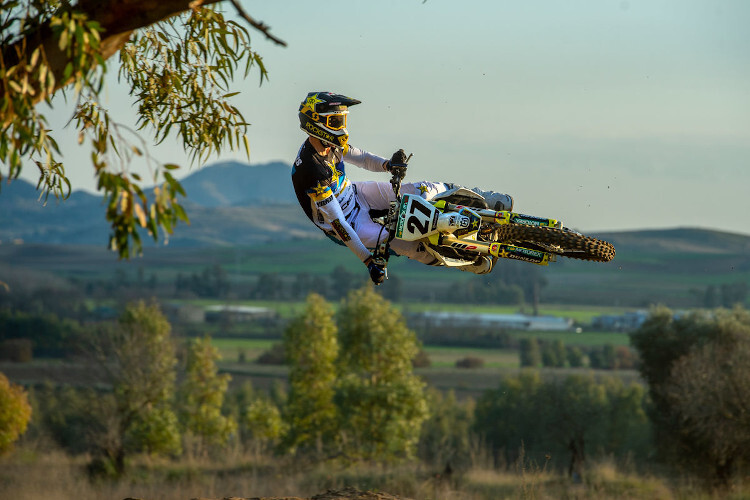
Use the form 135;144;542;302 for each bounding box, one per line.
510;213;558;228
396;195;439;241
331;219;351;242
490;242;550;265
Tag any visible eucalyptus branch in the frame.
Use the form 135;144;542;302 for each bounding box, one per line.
228;0;287;47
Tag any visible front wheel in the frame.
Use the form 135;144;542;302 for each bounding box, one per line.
489;224;615;262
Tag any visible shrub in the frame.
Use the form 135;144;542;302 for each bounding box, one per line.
0;339;33;362
256;343;286;365
412;348;431;368
455;356;484;369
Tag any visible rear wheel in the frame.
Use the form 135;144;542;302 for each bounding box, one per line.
488;224;615;262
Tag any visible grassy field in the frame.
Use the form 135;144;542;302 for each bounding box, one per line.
1;443;740;500
208;332;638;400
210;330;630;367
3;227;749;311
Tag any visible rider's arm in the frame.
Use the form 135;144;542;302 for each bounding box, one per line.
309;185;373;264
344;145;389;172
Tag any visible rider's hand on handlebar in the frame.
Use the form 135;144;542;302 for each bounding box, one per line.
365;257;386;285
386;149;409;177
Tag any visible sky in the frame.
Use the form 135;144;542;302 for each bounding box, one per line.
22;0;750;236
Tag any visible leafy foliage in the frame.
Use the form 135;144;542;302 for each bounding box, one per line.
663;334;750;483
0;1;269;257
90;300;181;474
244;396;284;451
0;309;86;357
473;371;652;474
418;389;475;468
178;336;236;452
0;2;103;198
519;337;540;367
282;293;339;453
0;371;32;453
335;286;429;461
630;306;750;485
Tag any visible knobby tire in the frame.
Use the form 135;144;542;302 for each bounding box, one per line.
490;224;615;262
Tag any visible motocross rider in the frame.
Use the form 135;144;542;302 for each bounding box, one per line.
292;91;513;284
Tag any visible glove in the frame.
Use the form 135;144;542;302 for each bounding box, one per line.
366;258;386;285
386;149;408;176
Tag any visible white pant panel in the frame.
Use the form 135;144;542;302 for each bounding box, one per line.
354;180;449;209
349;180;449;264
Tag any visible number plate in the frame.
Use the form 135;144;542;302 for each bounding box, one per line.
396;195;440;241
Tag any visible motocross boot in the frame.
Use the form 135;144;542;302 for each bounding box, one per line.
458;256;494;275
472;188;514;212
438;184;514;211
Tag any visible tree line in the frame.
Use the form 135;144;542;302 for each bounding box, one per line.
1;294;749;489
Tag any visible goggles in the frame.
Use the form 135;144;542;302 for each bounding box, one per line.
318;111;348;131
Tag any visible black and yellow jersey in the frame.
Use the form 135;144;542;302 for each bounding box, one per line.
291;139;386;262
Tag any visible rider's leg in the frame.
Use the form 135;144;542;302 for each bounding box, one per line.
354;180;450;210
349;186;442;266
355;180;511;210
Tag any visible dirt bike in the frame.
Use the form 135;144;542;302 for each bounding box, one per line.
371;155;616;275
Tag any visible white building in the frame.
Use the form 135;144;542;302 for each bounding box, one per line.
415;311;574;331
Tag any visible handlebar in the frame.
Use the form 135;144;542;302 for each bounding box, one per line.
388;152;412;199
372;152;413;273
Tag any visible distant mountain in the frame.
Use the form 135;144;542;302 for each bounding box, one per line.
178;160;296;207
0;161;314;246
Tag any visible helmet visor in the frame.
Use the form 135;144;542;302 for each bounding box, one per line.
320;111;348;131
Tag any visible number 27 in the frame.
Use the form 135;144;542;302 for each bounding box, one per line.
407;199;432;235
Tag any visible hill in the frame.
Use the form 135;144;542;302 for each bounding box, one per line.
0;227;748;309
0;160;315;246
2;165;749;308
178;160;297;207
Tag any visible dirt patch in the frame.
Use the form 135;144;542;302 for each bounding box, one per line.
176;487;410;500
310;488;407;500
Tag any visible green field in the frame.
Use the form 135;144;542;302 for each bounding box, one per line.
209;329;636;399
212;338;277;362
424;345;518;368
3;226;749;310
179;297;634;324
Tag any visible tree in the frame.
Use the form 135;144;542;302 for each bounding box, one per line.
519;337;540;368
290;272;317;300
253;272;285;300
418;389;475;468
720;281;748;308
473;371;547;467
1;1;285;257
244;396;284;454
541;339;566;368
89;300;180;475
178;336;236;455
631;306;750;486
335;285;429;461
663;336;750;485
566;346;585;368
328;264;363;300
473;372;651;475
0;371;32;453
282;293;339;454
